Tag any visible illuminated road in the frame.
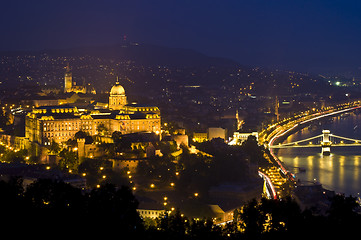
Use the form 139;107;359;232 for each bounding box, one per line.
258;101;361;198
262;102;361;148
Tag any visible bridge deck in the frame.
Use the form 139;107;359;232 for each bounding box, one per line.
270;143;361;149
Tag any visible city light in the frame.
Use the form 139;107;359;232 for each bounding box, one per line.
1;8;361;235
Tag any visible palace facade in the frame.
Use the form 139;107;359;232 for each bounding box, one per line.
25;79;161;146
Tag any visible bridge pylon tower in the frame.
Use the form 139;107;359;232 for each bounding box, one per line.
321;130;331;155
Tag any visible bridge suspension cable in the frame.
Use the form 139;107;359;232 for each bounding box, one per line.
279;134;323;146
270;129;361;150
330;134;361;143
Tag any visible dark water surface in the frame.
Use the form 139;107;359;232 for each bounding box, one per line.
277;113;361;196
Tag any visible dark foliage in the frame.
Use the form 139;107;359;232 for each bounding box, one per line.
0;177;143;236
0;177;360;239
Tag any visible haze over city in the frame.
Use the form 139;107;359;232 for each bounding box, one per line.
2;0;361;74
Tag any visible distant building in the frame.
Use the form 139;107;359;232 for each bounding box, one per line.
39;86;61;96
136;202;165;219
64;64;73;93
137;209;165;219
172;134;188;148
112;159;145;173
207;127;226;141
230;131;259;145
193;132;208;142
64;64;96;94
76;138;102;159
22;97;59;108
193;128;227;143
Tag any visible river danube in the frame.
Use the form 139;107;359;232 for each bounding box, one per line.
277;112;361;196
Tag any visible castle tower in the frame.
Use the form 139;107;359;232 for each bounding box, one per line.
64;64;73;93
109;77;127;110
77;138;86;159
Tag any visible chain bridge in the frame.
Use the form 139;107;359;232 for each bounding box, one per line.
269;130;361;155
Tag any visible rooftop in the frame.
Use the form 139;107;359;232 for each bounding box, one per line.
36;104;75;109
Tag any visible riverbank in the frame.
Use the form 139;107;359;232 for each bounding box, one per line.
260;102;361;201
278;113;361;197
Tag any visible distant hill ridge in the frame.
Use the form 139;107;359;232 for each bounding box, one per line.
0;43;239;68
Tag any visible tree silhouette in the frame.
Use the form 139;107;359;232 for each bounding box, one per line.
0;176;360;238
259;197;302;234
327;194;360;235
87;183;142;231
239;198;265;237
74;130;88;139
58;148;79;172
24;178;84;212
96;123;109;136
47;140;60;155
158;209;189;240
189;218;222;240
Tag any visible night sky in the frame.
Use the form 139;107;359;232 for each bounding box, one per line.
1;0;361;74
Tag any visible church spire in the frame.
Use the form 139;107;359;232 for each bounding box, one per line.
64;63;72;93
65;62;71;73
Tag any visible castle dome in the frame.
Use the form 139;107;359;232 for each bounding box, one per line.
110;81;125;95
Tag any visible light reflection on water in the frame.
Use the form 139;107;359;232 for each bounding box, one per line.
277;113;361;196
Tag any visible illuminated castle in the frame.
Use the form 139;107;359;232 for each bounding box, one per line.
26;80;161;146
